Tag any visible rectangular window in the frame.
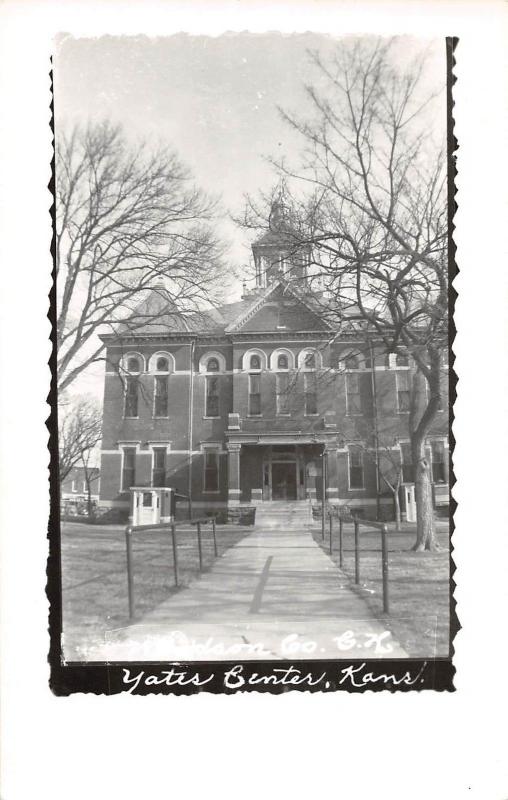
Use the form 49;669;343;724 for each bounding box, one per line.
304;373;318;415
205;376;219;417
348;447;364;489
346;373;361;415
154;376;169;417
122;447;136;492
431;441;446;483
152;447;167;487
71;480;77;493
248;374;261;416
276;373;290;415
396;371;411;412
125;376;139;417
204;450;219;492
400;442;414;483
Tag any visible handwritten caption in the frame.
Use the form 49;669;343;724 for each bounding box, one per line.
122;661;427;692
120;629;427;692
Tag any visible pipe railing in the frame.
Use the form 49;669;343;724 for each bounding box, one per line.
124;516;218;620
327;512;390;615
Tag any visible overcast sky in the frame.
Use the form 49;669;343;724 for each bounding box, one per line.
54;33;445;400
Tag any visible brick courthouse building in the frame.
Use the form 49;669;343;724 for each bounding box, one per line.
98;205;449;520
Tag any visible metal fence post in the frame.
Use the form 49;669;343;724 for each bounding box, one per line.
339;518;344;569
329;513;333;555
125;526;135;619
381;523;389;614
197;522;203;571
171;523;179;587
354;519;360;584
212;517;218;557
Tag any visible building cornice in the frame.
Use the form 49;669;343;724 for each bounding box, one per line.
99;328;387;347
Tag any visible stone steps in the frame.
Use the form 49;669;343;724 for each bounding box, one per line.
254;501;313;529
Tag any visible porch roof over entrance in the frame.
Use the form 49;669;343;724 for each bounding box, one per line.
226;430;339;446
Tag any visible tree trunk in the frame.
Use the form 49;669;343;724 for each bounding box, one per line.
394;490;401;532
86;478;94;519
412;436;438;551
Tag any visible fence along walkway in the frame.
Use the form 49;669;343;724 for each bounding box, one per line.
125;517;218;619
99;519;407;662
323;513;390;614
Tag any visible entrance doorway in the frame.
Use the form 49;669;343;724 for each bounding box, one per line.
262;446;305;501
271;462;297;500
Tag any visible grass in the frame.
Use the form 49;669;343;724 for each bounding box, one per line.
311;520;451;657
61;521;251;657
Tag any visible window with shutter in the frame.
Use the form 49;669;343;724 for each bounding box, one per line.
122;448;136;491
152;447;167;487
205;376;219;417
431;441;446;483
348;447;364;489
400;442;414;483
248;374;261;416
304;372;318;415
204;450;219;492
346;373;362;415
276;373;290;415
154;376;169;417
125;377;139;417
396;371;411;412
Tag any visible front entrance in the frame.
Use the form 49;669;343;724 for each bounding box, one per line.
262;446;305;501
271;462;297;500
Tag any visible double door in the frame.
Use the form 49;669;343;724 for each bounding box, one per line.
262;447;305;501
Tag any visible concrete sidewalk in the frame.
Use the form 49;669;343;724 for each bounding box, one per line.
80;525;408;661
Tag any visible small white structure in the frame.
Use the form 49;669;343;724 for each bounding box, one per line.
130;487;176;526
403;483;417;522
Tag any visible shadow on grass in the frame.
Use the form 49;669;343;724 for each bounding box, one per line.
311;522;451;658
61;522;252;643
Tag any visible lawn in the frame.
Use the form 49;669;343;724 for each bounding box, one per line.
311;520;452;658
61;521;251;659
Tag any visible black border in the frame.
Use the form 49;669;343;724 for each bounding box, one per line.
47;37;458;695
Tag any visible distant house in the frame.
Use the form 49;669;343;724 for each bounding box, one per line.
61;466;100;502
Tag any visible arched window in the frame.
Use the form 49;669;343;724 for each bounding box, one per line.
148;352;174;373
298;348;321;370
156;356;169;372
127;356;141;373
242;349;267;372
199;352;226;374
396;353;409;368
344;355;359;370
270;349;294;371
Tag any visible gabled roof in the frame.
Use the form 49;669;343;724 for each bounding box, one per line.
224;279;331;333
116;286;191;335
104;280;333;341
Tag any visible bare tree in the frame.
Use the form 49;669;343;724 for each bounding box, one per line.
240;38;448;550
80;449;100;518
59;396;102;486
56;120;229;393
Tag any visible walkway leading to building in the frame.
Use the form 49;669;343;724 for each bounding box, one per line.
87;509;408;661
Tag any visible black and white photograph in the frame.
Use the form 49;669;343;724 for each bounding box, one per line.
52;31;454;683
3;1;508;798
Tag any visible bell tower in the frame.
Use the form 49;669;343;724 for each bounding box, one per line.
250;197;311;290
